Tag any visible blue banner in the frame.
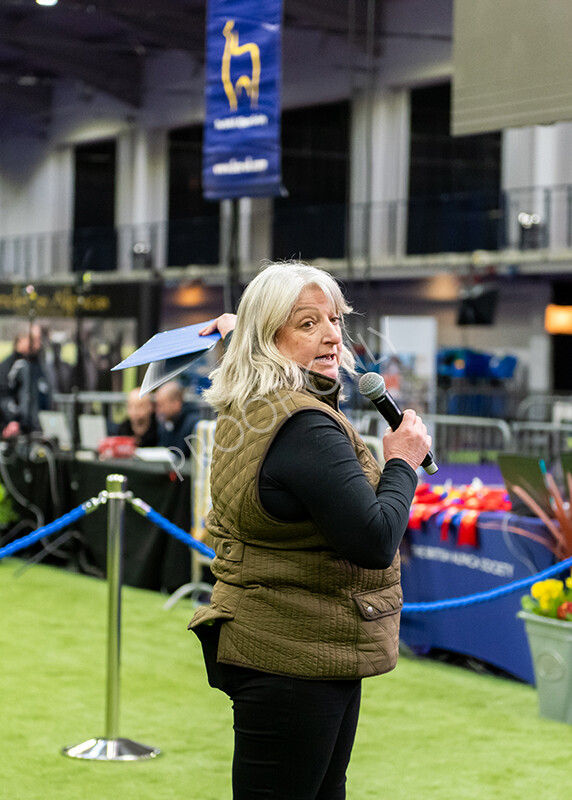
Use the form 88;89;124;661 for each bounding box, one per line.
203;0;283;200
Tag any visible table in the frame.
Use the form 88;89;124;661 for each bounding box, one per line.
64;457;192;593
1;449;193;594
400;510;556;684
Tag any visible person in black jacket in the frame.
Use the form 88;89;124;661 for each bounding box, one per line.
155;380;200;451
0;322;52;438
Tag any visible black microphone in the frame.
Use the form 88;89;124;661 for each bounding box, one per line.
358;372;438;475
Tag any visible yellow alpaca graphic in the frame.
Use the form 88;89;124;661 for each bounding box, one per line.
221;20;260;111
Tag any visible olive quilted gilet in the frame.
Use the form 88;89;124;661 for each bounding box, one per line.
189;373;403;679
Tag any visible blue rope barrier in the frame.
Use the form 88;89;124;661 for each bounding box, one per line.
0;504;88;562
129;499;216;560
132;497;572;615
5;483;564;618
402;553;572;614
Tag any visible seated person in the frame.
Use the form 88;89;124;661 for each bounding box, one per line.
116;387;158;447
155;380;200;451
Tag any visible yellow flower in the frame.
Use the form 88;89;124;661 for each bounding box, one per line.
523;574;572;618
538;595;555;611
531;579;563;600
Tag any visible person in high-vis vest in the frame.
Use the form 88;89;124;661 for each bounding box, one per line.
190;261;431;800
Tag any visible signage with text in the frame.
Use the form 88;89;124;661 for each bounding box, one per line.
0;283;141;318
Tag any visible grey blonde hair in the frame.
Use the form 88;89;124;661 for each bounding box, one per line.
203;262;355;412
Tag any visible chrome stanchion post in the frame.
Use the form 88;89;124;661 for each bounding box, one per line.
63;474;160;761
105;472;124;746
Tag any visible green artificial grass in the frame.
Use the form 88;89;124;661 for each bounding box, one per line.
2;557;572;800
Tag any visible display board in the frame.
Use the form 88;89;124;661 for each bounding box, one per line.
452;0;572;135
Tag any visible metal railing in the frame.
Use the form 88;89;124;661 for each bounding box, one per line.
41;390;572;466
51;390;213;435
351;407;572;466
2;184;572;279
516;394;572;423
350;410;513;464
510;421;572;463
424;413;513;465
52;391;128;431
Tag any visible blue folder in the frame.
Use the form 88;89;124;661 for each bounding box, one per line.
111;320;221;394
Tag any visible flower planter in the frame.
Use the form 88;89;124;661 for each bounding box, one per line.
518;610;572;724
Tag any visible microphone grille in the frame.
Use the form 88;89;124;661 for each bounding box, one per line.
358;372;386;401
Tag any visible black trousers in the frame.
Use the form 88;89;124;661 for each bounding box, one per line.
197;624;362;800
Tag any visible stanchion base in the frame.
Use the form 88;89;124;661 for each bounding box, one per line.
63;737;161;761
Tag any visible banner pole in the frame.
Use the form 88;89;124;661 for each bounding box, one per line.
63;474;160;761
228;197;241;313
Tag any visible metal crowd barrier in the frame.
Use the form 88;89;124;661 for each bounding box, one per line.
353;410;513;464
510;421;572;462
516;393;572;422
423;413;513;464
353;409;572;465
52;391;127;429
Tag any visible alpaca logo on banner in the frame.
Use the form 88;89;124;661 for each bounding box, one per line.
221;20;260;111
203;0;283;201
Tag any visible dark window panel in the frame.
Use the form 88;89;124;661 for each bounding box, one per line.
273;101;350;260
407;83;501;255
73;140;117;271
167;125;219;266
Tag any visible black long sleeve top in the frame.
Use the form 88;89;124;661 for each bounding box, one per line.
258;409;418;569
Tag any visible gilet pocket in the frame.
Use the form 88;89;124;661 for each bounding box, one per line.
352;584;403;620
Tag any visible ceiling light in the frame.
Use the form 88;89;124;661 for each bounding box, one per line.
545;304;572;335
36;0;59;6
17;75;38;86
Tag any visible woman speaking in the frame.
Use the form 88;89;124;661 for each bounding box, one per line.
189;261;431;800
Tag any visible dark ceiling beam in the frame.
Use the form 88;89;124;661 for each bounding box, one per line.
74;0;204;15
84;0;206;54
285;0;368;36
0;81;52;115
0;19;143;106
106;10;205;54
0;59;53;117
